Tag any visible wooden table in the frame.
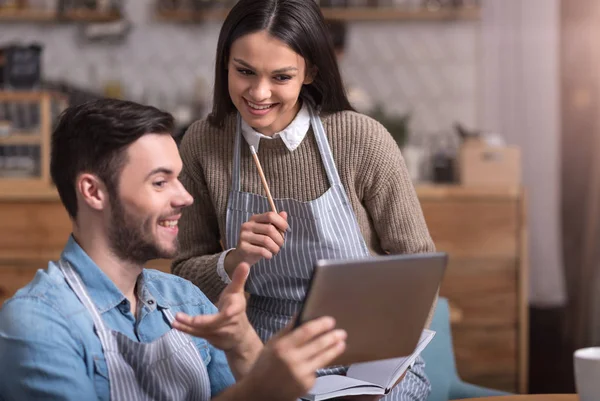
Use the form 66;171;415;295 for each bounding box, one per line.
0;185;530;392
455;395;578;401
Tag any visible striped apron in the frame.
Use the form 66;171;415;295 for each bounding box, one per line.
225;107;431;400
57;260;211;401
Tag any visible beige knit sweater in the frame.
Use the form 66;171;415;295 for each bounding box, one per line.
173;110;437;320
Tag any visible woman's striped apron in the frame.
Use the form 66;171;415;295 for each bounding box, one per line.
225;106;431;400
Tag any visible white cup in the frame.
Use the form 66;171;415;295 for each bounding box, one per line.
574;347;600;401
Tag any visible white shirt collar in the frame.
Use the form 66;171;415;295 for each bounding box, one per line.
241;102;310;152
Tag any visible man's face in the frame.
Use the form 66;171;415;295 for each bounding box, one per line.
107;134;193;265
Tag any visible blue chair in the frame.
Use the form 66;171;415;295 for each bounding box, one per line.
422;297;512;401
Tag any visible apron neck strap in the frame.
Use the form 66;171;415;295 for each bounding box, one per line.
307;106;342;186
57;260;177;332
233;104;342;189
232;113;243;191
57;259;108;333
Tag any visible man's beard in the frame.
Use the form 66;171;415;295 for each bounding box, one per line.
107;196;178;265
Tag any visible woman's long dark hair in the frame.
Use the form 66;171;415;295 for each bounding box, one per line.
208;0;354;127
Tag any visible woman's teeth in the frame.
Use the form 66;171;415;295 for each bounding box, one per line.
247;100;273;110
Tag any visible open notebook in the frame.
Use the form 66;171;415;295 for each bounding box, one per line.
301;329;435;401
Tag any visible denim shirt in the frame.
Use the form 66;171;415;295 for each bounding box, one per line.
0;236;236;400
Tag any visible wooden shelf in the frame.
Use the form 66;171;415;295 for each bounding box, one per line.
415;184;523;200
155;8;230;22
0;90;65;195
321;7;480;21
0;181;57;201
0;8;121;23
155;6;480;22
0;90;67;102
0;134;41;145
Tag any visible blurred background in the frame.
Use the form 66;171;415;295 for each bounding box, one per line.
0;0;598;398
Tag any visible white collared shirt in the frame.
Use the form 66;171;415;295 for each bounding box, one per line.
240;101;311;152
216;102;312;283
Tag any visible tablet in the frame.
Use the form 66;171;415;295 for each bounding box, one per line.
295;252;447;366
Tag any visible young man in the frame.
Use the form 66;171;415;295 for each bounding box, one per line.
0;99;347;401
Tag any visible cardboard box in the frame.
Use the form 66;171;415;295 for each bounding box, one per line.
458;140;521;186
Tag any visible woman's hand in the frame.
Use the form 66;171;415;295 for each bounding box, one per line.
224;211;288;276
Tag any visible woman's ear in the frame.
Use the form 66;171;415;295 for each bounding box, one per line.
303;66;318;85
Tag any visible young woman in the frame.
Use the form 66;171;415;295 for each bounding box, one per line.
173;0;436;399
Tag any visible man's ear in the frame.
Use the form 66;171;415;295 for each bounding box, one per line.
303;65;318;85
76;173;109;212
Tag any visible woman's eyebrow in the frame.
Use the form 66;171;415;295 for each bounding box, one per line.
233;58;298;74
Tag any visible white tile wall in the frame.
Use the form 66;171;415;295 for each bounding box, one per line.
480;0;565;307
0;0;480;133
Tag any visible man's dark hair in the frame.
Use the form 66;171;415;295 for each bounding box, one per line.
50;98;175;219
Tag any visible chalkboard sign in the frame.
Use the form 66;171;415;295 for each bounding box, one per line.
3;44;43;90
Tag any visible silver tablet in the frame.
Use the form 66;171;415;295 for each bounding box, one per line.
296;252;447;366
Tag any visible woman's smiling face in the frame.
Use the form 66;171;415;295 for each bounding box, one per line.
228;30;314;136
